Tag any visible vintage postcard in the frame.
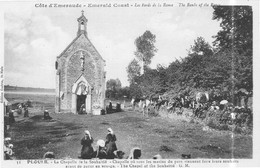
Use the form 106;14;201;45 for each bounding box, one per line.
0;0;259;167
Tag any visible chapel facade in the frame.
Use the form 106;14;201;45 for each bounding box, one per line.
55;11;106;114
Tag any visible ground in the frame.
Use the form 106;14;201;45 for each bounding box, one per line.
5;93;252;159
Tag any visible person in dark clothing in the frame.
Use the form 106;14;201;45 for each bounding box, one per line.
79;104;85;114
24;106;29;117
105;133;117;159
107;101;113;113
4;116;10;137
44;110;52;120
9;110;15;124
80;130;94;159
107;128;117;142
92;139;107;159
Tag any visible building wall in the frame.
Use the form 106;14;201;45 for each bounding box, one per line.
55;34;105;113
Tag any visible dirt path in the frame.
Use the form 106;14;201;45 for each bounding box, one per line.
8;109;252;159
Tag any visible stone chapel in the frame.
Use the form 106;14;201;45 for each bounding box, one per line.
55;11;106;115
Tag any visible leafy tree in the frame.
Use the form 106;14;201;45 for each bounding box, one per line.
134;30;157;72
156;64;168;91
126;59;141;84
180;37;214;88
189;37;214;56
125;7;253;103
212;6;252;91
212;6;252;55
106;78;121;91
129;82;143;99
139;68;162;97
106;79;122;99
127;31;158;98
166;59;183;89
117;86;130;99
209;49;240;88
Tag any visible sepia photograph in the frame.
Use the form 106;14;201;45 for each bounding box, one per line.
1;0;259;167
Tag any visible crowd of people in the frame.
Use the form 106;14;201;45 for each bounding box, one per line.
3;104;24;160
193;101;253;127
42;127;144;160
44;127;163;160
4;103;54;160
79;128;123;159
4;103;32;136
131;89;253;129
4;90;252;160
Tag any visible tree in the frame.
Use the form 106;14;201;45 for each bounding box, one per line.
129;82;143;99
117;86;130;99
106;78;121;91
166;59;183;89
134;30;157;73
189;37;214;56
106;79;122;99
212;6;252;55
179;37;214;88
139;68;162;97
209;49;240;88
212;6;252;91
126;59;141;84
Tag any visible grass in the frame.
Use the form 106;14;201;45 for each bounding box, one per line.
4;93;253;159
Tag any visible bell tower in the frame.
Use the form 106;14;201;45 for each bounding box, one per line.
77;10;88;36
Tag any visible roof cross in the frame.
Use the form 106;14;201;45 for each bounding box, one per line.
81;10;84;16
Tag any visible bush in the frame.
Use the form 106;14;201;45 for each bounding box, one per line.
219;124;229;131
243;127;252;135
206;117;233;131
234;126;243;134
206;117;220;129
148;106;159;117
157;106;168;117
189;118;195;124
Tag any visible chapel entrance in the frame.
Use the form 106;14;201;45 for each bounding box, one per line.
77;95;86;114
71;75;92;114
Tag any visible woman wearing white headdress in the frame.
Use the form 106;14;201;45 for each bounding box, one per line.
107;127;117;141
93;139;107;159
105;128;118;159
80;130;94;159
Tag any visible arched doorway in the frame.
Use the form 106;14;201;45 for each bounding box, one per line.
71;75;92;114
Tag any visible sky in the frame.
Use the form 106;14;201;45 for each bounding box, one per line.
4;2;221;88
